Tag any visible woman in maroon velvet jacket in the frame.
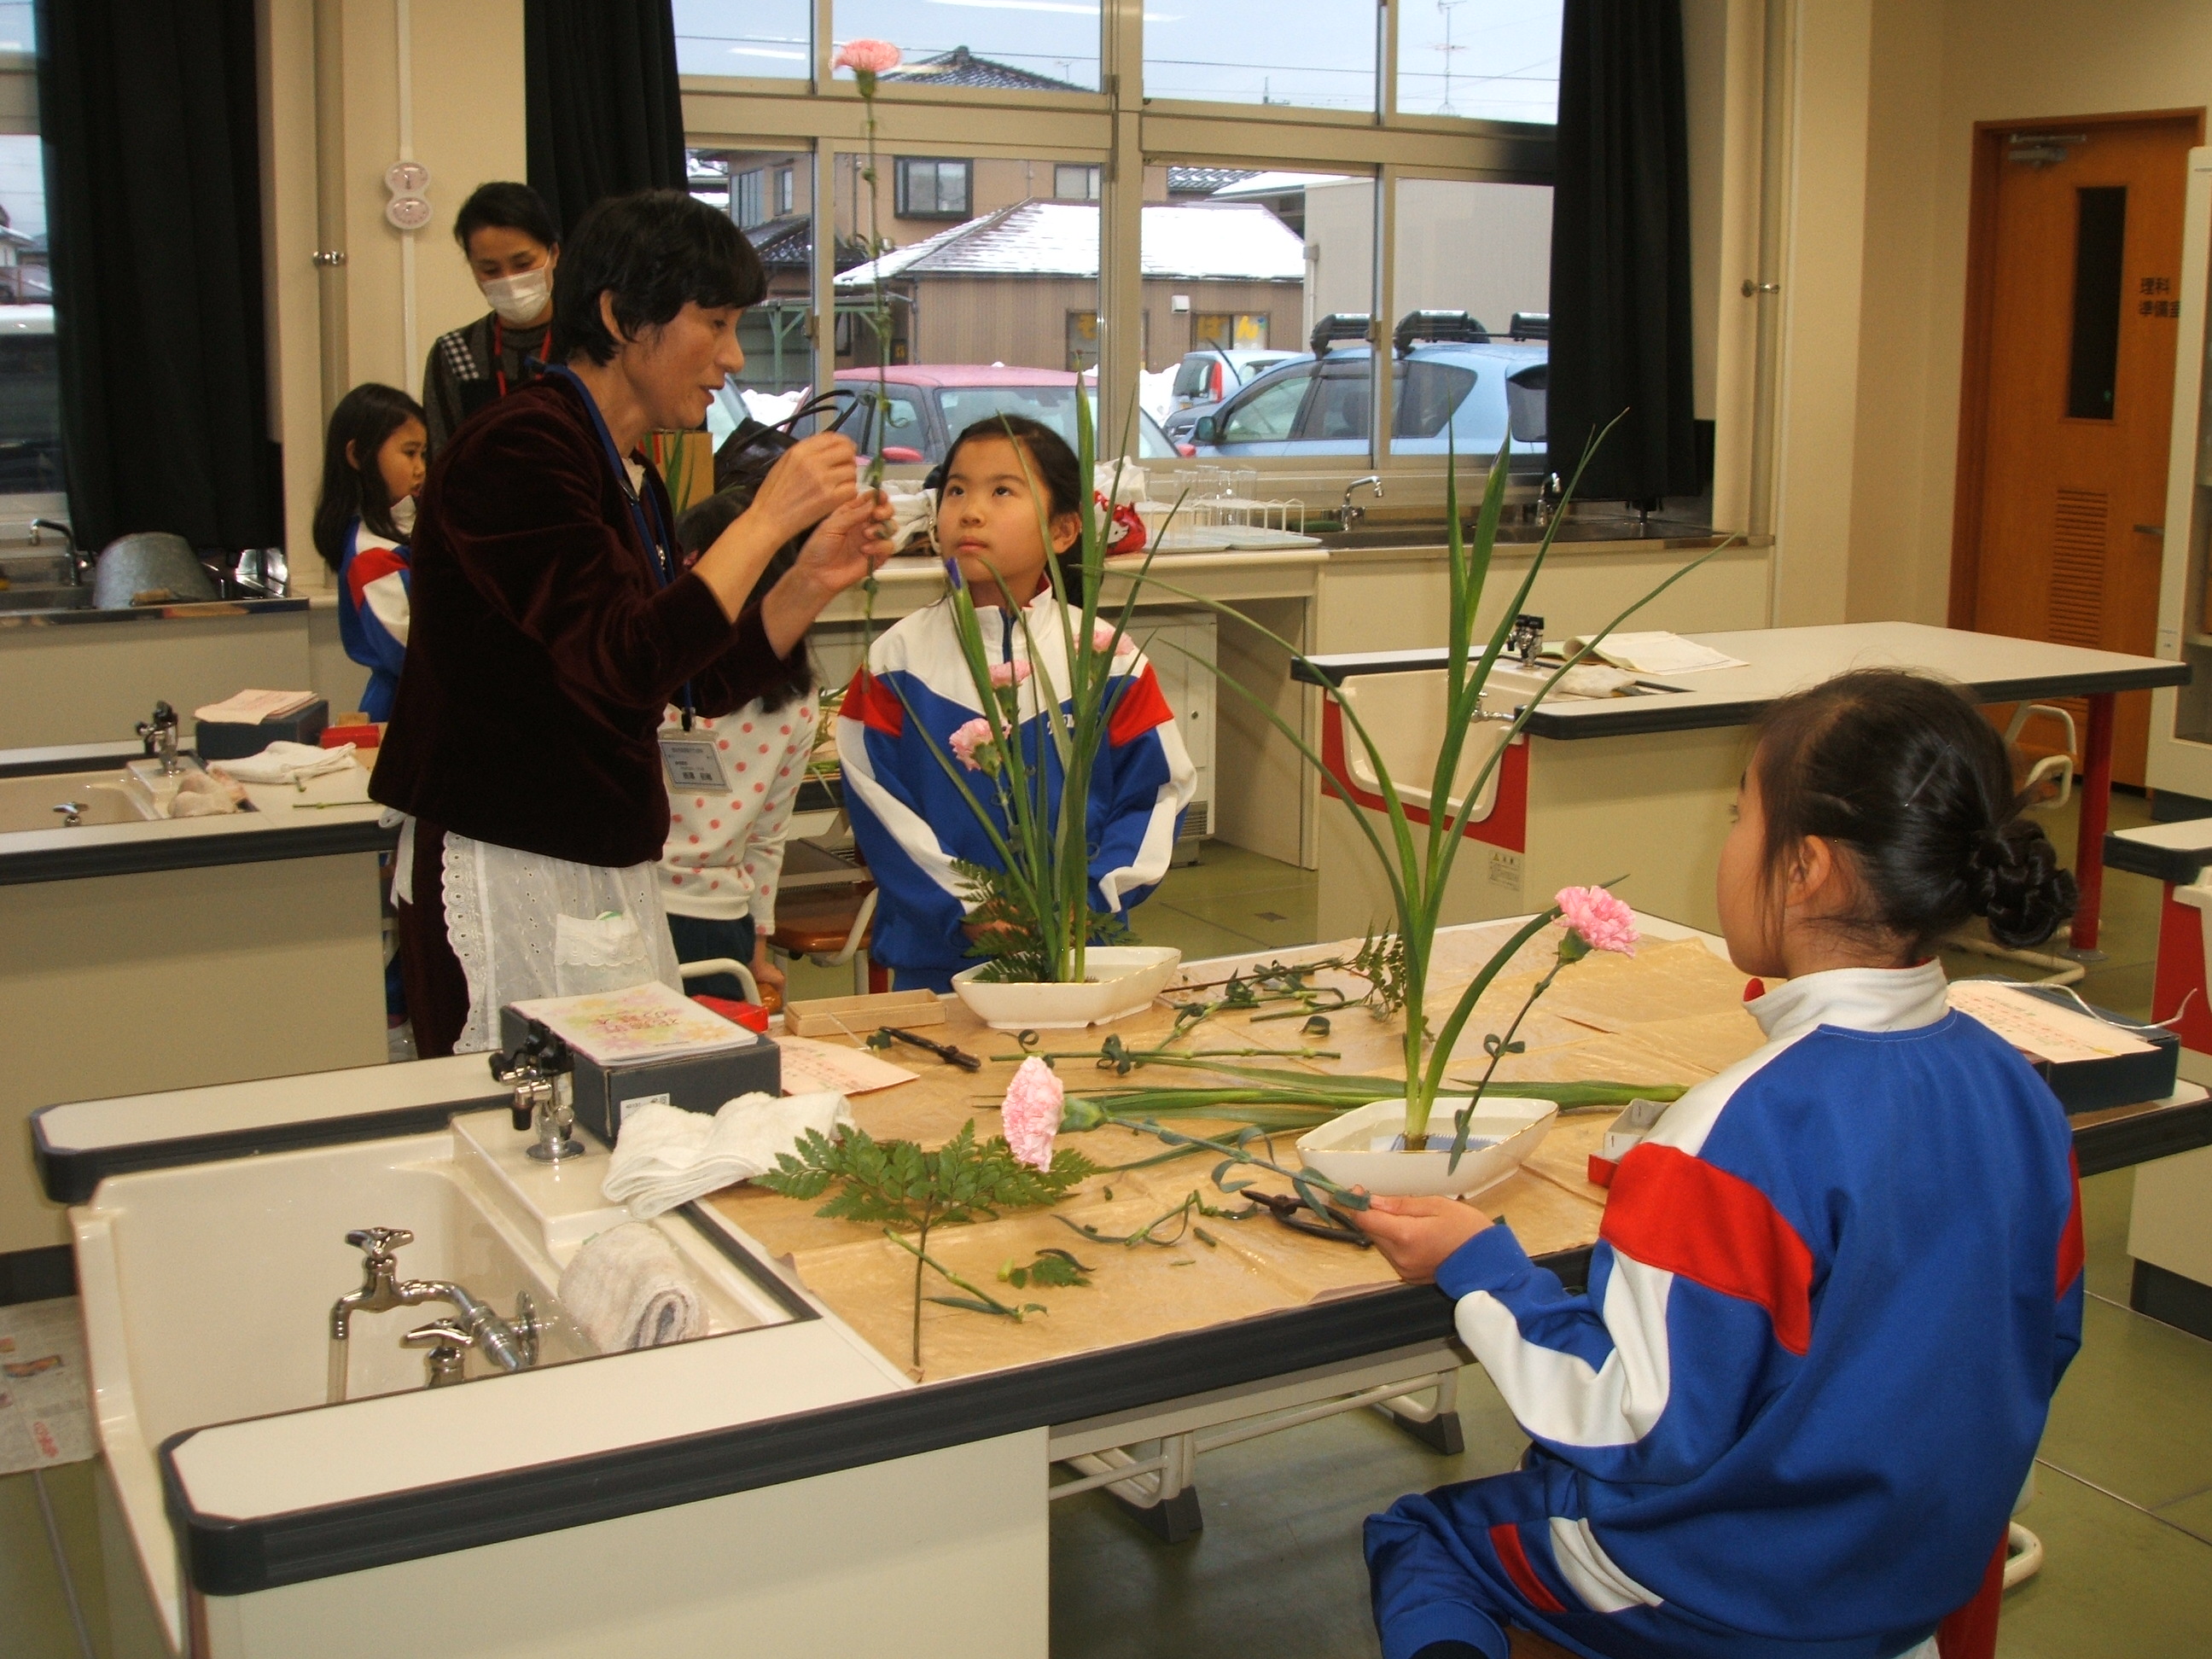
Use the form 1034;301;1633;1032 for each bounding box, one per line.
373;191;892;1056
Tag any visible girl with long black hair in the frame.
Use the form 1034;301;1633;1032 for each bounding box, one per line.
312;383;427;722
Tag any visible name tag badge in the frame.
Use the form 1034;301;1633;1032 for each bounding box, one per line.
660;736;726;791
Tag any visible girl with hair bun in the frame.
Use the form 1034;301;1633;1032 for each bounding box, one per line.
1353;669;2083;1659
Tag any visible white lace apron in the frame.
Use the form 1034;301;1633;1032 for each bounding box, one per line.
437;830;683;1054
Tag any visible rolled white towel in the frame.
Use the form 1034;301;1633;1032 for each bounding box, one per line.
212;741;358;784
558;1222;706;1352
600;1090;855;1220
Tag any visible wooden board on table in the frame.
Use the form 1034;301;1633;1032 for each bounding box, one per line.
709;919;1755;1382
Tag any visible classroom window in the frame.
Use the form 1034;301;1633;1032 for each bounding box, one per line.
690;148;816;404
1146;0;1377;114
894;158;972;219
1396;0;1563;121
687;5;1568;486
830;0;1102;92
671;0;811;79
0;1;61;504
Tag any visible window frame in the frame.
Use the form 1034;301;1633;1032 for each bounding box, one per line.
678;0;1560;504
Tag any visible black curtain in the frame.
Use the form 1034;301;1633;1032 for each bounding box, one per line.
40;0;282;554
526;0;687;239
1545;0;1698;505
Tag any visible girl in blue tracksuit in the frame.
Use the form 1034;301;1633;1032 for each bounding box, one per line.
837;415;1194;992
1354;669;2085;1659
312;384;428;722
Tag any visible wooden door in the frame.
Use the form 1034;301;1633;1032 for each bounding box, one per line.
1954;113;2202;787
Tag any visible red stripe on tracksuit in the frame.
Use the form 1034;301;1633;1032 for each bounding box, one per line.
1602;1141;1818;1355
2055;1149;2085;1301
843;667;905;737
1106;663;1174;746
1486;1523;1565;1615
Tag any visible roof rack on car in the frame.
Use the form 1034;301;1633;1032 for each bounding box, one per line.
1310;313;1374;356
1392;310;1491;356
1509;311;1550;341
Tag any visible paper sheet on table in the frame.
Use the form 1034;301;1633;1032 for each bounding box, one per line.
0;1298;92;1473
1947;981;2156;1063
1570;632;1747;675
194;688;318;724
775;1033;919;1094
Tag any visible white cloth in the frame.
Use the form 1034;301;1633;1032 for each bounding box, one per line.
601;1091;855;1220
441;832;682;1055
657;696;819;926
386;811;416;906
212;742;357;784
556;1221;706;1351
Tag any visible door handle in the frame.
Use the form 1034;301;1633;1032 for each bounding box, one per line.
2134;525;2165;536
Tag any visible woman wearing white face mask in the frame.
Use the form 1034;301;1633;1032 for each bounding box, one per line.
421;181;562;454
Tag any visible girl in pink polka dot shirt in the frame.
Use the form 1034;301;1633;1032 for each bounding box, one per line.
655;692;818;1003
657;485;820;1002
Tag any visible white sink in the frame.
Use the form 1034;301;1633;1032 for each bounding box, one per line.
72;1108;849;1651
0;770;156;832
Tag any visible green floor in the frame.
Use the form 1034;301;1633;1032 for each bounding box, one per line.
9;802;2210;1656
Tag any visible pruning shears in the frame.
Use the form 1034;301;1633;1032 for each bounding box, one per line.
1236;1186;1371;1248
870;1026;983;1073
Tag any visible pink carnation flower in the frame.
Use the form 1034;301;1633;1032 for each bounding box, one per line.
999;1057;1065;1171
1091;621;1137;657
833;38;903;74
1557;885;1638;956
948;716;1001;771
988;659;1033;688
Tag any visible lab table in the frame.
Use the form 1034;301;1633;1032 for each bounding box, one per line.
1295;622;2187;949
0;738;393;1260
33;913;2211;1644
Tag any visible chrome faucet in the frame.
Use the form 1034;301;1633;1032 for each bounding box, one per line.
491;1020;585;1164
136;701;179;776
327;1226;539;1403
1340;474;1383;530
51;801;85;829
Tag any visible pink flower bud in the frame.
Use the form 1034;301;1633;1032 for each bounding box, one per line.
1556;885;1638;956
988;660;1034;687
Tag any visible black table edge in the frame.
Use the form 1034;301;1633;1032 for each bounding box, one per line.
0;816;396;886
2102;832;2212;888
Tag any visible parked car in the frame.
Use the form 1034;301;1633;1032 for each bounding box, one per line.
1163;347;1307;444
1187;338;1548;470
815;364;1183;466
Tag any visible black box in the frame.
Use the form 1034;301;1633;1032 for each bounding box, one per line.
2013;987;2181;1115
194;699;330;760
498;1004;782;1144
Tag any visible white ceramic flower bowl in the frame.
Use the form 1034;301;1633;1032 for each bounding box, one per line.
951;946;1183;1031
1295;1097;1559;1199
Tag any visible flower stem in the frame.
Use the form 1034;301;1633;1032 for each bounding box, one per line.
1446;959;1566;1169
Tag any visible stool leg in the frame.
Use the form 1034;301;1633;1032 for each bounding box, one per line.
853;947;870;998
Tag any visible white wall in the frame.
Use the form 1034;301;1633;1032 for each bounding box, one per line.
261;0;527;577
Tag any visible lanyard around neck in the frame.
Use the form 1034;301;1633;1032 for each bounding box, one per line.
545;365;695;725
